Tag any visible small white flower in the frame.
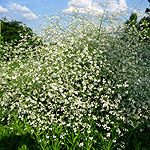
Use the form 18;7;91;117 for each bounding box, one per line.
87;130;91;134
12;76;17;80
66;123;71;127
79;142;84;147
53;135;56;139
35;77;39;80
89;137;93;141
31;130;34;134
106;133;111;137
46;136;50;139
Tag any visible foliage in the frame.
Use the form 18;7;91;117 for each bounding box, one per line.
123;13;150;68
124;13;150;43
0;17;37;45
0;7;150;150
137;16;150;42
0;18;44;61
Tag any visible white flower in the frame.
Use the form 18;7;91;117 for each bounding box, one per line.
46;136;50;139
89;137;93;141
12;76;17;80
35;77;39;80
79;142;84;147
106;133;111;137
87;130;91;134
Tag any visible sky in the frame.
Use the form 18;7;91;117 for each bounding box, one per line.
0;0;149;31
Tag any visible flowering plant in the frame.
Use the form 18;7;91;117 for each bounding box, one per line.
0;8;149;149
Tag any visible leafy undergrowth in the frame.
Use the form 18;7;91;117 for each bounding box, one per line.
0;116;149;150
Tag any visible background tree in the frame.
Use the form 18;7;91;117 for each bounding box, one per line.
125;13;138;29
146;0;150;13
0;17;38;46
124;11;150;43
0;17;44;60
137;16;150;42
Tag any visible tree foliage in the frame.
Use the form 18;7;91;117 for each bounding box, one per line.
124;0;150;43
124;13;150;43
0;18;34;45
0;18;43;61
